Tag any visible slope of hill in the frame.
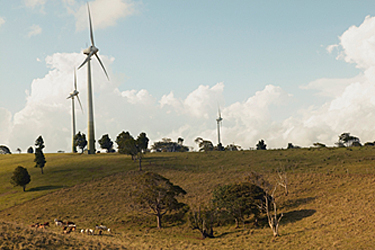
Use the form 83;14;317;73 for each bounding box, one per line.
1;147;375;249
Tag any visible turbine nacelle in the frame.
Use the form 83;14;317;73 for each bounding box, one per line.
216;117;223;122
67;89;79;99
83;45;99;56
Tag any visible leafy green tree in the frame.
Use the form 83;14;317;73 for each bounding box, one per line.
0;145;11;154
98;134;114;153
225;143;240;151
125;137;138;160
195;137;214;152
74;132;87;153
136;132;149;153
116;131;133;154
216;143;225;151
256;139;267;150
27;146;34;154
10;166;31;192
313;142;326;148
212;182;265;228
136;132;149;170
177;137;184;145
132;172;187;229
151;138;189;152
337;132;361;147
34;135;46;174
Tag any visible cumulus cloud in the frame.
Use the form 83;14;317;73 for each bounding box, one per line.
74;0;136;31
4;15;375;152
160;83;224;118
0;16;5;27
28;24;42;37
24;0;46;13
300;74;365;98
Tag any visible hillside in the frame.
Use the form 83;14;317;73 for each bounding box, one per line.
1;147;375;249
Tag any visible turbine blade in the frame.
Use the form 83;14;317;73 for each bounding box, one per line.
76;95;84;113
78;57;88;70
87;3;95;46
95;54;109;80
78;54;91;70
74;68;77;90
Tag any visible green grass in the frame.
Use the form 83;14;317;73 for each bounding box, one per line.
1;147;375;249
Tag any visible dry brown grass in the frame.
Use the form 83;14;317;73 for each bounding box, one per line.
1;148;375;249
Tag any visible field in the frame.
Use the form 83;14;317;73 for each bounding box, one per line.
1;147;375;249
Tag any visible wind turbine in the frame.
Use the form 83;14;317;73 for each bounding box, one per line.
78;3;109;154
216;107;223;147
67;68;83;153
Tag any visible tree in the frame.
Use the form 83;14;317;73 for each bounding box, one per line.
0;145;11;154
136;132;150;171
212;182;265;228
188;205;215;239
225;143;240;151
27;146;34;154
194;137;214;152
16;148;22;154
74;132;87;153
313;142;326;148
337;132;361;147
177;137;184;145
10;166;31;192
216;143;225;151
151;138;189;152
132;172;187;229
98;134;114;153
256;139;267;150
116;131;133;154
34;135;46;174
247;171;283;237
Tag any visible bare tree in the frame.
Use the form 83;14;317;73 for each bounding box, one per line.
262;186;283;237
188;205;215;239
276;167;288;196
247;171;284;237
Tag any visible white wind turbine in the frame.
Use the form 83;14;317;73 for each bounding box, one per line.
78;3;109;154
67;68;83;153
216;107;223;146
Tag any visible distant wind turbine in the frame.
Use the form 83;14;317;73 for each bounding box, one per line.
67;68;83;153
78;2;109;154
216;107;223;146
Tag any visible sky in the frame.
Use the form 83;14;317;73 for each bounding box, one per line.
2;0;375;152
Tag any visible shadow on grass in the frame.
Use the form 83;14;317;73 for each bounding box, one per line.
28;186;64;192
282;209;316;224
282;197;316;209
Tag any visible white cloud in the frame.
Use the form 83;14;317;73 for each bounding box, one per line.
0;108;12;147
24;0;46;13
300;74;365;98
28;24;42;37
75;0;136;31
4;15;375;152
0;17;5;28
326;44;338;54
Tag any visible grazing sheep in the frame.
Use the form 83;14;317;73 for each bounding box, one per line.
54;219;63;226
84;228;94;235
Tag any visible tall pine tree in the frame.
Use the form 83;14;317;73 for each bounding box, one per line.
34;135;46;174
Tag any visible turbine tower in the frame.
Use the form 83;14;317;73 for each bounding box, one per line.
216;107;223;146
78;3;109;154
67;68;83;153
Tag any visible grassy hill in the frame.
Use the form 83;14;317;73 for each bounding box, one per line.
1;147;375;249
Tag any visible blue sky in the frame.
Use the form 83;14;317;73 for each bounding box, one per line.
1;0;375;152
